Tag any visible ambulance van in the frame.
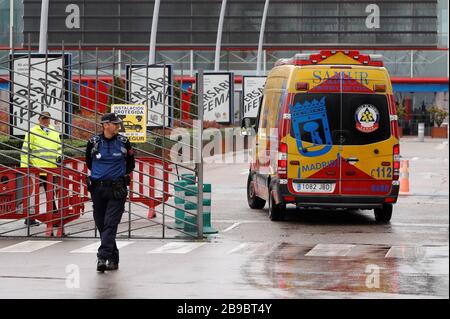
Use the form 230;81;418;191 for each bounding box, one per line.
241;50;400;223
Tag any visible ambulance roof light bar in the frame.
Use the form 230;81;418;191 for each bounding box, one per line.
369;54;383;62
274;50;384;67
274;57;294;67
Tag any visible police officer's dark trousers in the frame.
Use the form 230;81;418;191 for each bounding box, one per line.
92;184;126;263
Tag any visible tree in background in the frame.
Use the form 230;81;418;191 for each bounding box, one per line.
107;76;126;113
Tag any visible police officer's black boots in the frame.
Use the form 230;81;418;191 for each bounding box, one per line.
97;258;107;272
106;260;119;271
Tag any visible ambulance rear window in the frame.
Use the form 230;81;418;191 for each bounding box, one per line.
291;93;390;145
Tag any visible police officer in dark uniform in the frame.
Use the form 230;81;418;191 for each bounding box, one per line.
85;113;135;272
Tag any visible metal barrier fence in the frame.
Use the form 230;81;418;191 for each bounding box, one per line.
0;39;205;239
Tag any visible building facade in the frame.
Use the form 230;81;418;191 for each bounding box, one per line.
0;0;448;133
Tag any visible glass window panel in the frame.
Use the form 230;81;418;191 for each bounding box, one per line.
192;3;220;16
85;18;119;31
160;3;191;15
84;3;118;15
226;18;261;32
378;3;413;16
191;17;219;31
121;3;152;16
159;18;192;31
413;51;448;77
301;3;339;16
121;18;152;32
413;3;437;16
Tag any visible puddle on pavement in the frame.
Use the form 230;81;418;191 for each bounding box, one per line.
242;243;449;297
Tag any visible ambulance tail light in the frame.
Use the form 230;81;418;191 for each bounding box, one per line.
374;84;386;92
278;142;288;179
280;113;291;139
296;82;309;91
393;144;400;180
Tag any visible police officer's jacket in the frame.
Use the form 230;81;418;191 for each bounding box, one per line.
85;133;135;181
20;125;62;168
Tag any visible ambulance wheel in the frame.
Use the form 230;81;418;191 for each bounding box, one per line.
269;189;285;221
374;204;393;223
247;174;266;209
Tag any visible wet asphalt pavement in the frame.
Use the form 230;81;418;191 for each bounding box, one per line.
0;138;448;299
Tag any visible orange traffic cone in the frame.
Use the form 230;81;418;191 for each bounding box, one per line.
399;160;410;195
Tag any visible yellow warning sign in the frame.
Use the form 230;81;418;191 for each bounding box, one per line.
111;104;147;143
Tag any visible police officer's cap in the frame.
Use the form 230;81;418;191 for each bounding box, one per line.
39;111;51;120
100;113;122;124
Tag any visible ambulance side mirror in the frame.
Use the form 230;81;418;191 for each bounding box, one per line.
241;117;257;136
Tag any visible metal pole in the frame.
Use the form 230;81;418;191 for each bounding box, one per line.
214;0;227;72
26;34;32;236
112;48;116;107
9;0;14;52
148;0;161;65
128;200;131;238
256;0;269;76
95;48;99;134
39;0;50;53
180;63;184;122
118;49;122;77
162;62;166;238
196;69;204;239
190;50;194;77
263;49;267;74
59;41;65;236
78;41;82;114
128;53;133;238
94;48;99;239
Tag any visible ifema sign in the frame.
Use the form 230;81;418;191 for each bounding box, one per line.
111;104;147;143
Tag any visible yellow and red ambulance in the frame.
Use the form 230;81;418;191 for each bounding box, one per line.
242;50;400;223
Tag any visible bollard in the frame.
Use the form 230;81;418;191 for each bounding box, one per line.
181;173;196;185
183;202;198;234
174;180;187;203
202;199;217;234
399;160;410;195
174;197;185;229
418;123;425;142
173;180;187;228
174;208;186;229
183;201;218;235
184;185;198;205
203;183;211;201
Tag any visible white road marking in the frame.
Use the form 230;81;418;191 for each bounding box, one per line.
424;246;449;258
226;243;249;254
226;242;273;255
240;169;249;175
305;244;356;257
391;222;449;228
386;245;450;259
0;240;61;253
70;241;135;253
222;222;241;233
147;242;205;254
213;220;270;224
411;157;419;161
385;246;417;258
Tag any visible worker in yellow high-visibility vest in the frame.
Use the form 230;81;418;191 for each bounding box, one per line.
20;112;62;228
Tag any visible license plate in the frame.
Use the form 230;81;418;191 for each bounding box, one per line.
294;183;336;193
